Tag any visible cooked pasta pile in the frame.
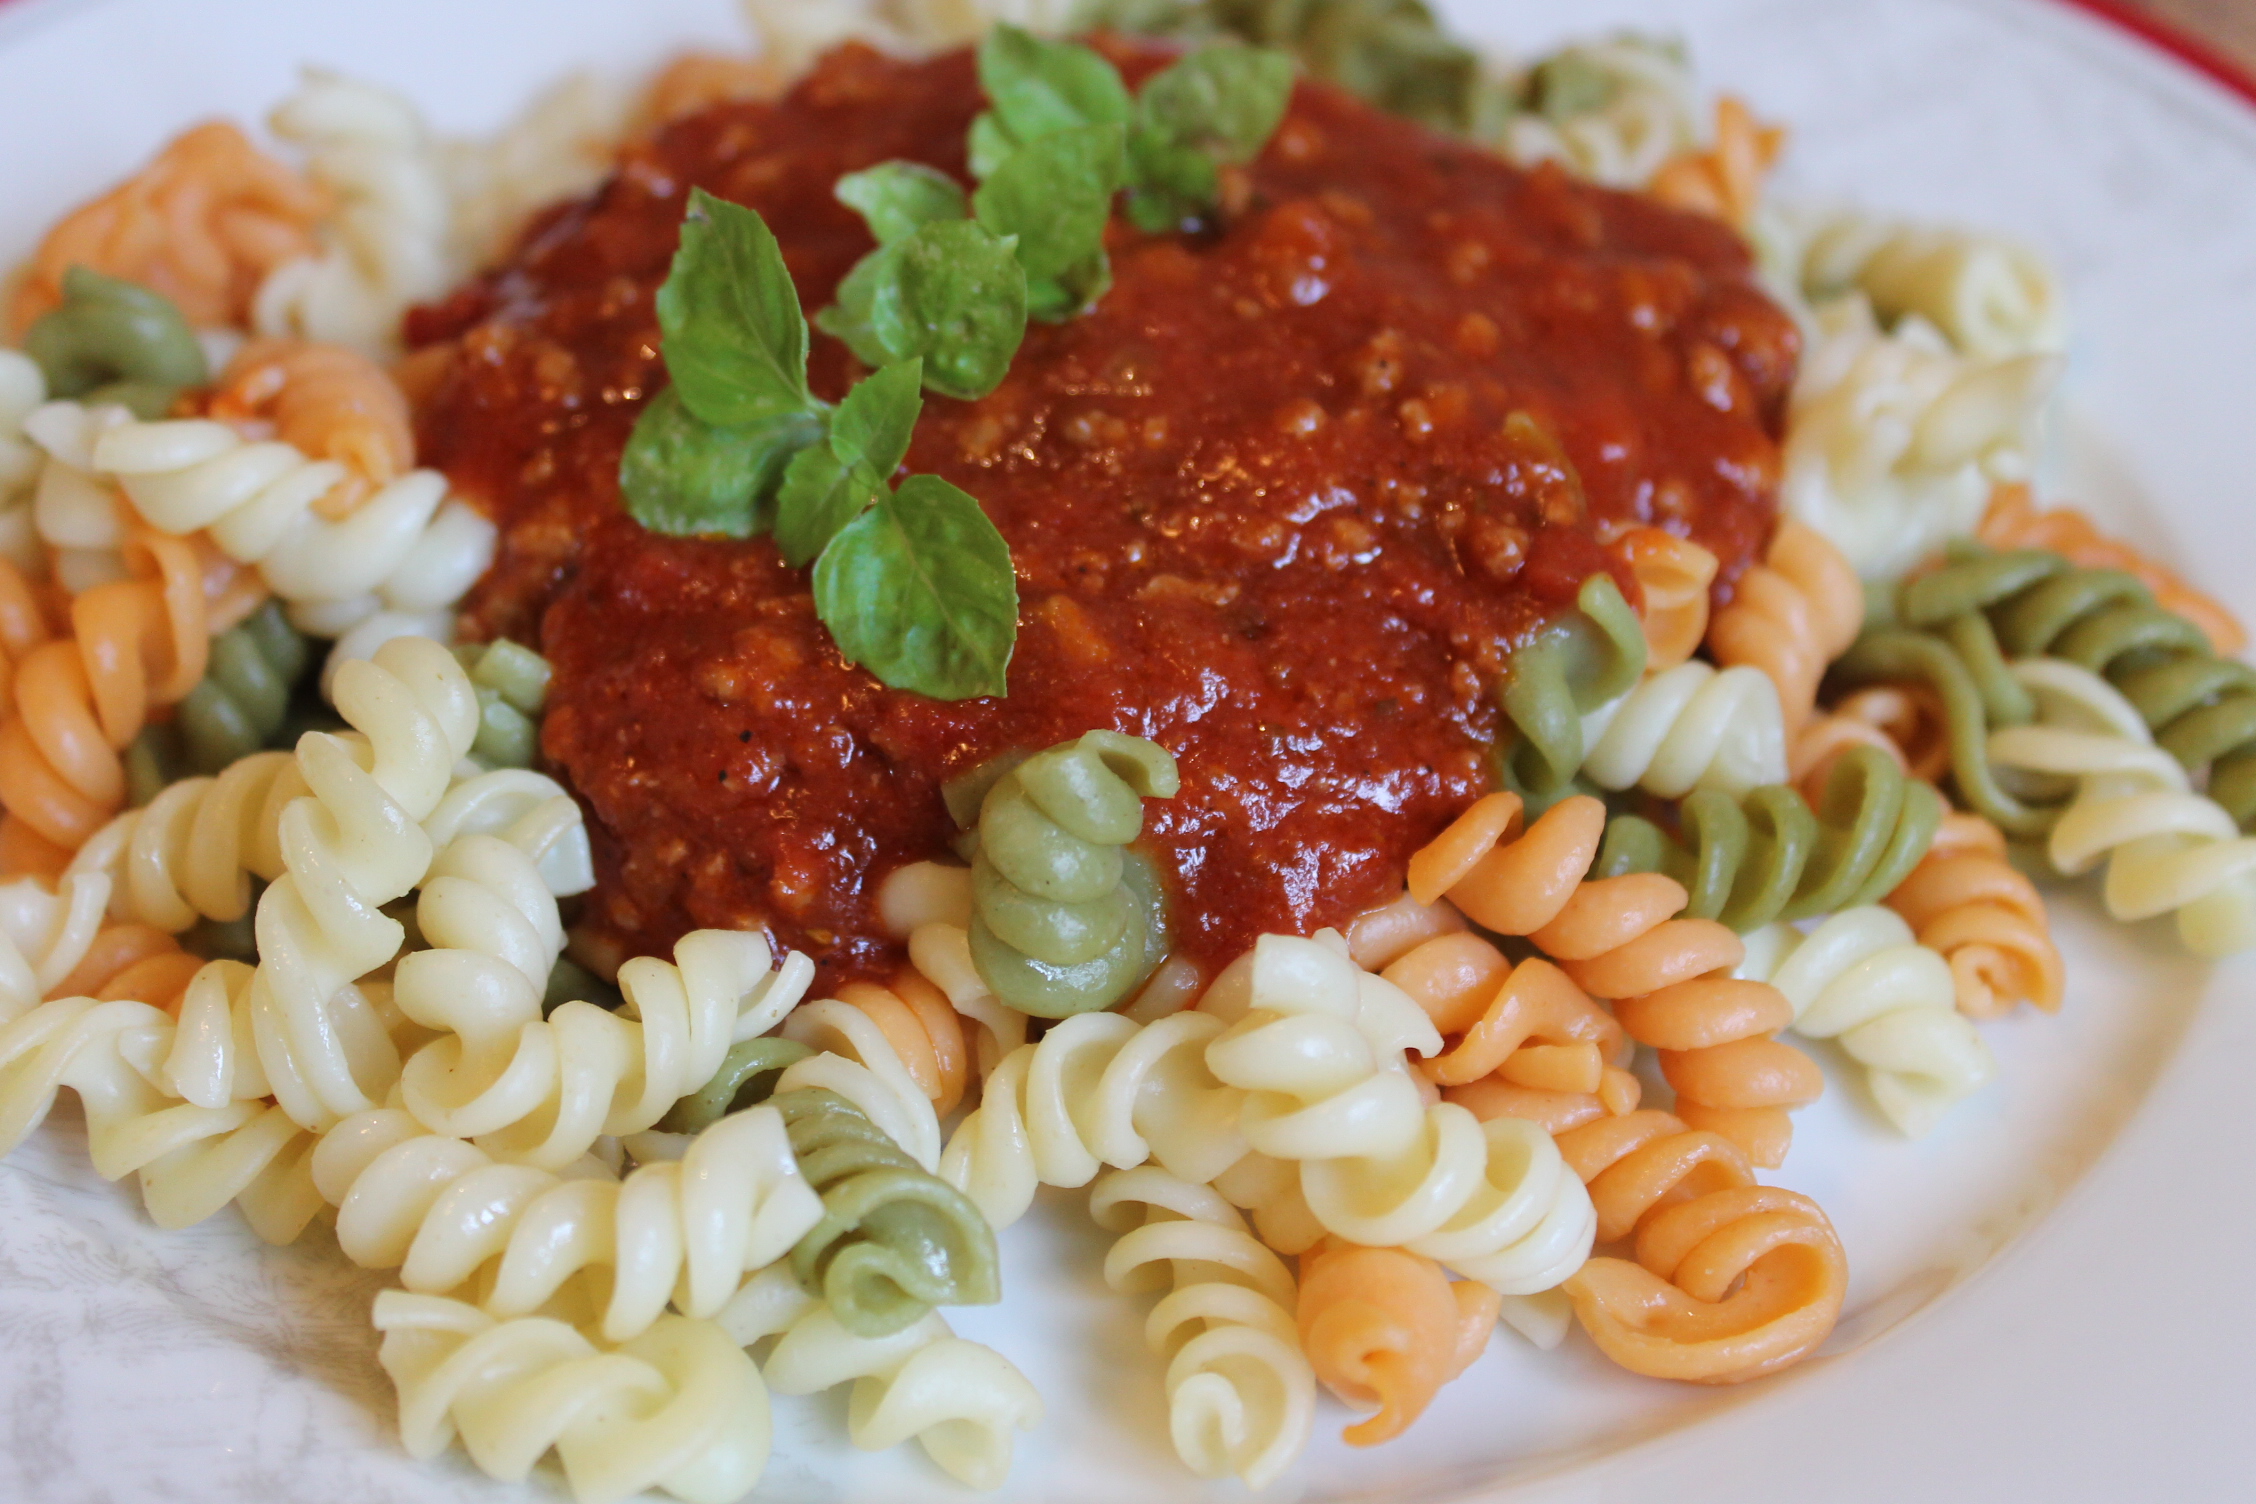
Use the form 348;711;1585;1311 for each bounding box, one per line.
0;1;2240;1499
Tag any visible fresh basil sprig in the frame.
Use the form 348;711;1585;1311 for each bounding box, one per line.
827;24;1293;377
620;188;1018;700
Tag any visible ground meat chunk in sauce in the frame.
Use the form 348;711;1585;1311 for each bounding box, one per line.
411;40;1800;987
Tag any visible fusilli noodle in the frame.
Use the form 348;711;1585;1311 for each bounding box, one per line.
20;266;208;419
1500;34;1702;189
940;1004;1246;1227
1885;810;2064;1016
0;526;214;848
1791;209;2067;360
249;635;477;1129
1614;526;1716;674
1576;658;1789;800
772;1086;1001;1336
1782;295;2060;581
1987;658;2256;956
402;926;807;1169
1200;930;1597;1291
1595;746;1943;932
1737;906;1996;1136
1706;519;1863;729
1296;1239;1499;1445
313;1101;821;1339
253;70;459;355
954;729;1178;1017
1978;483;2244;656
1899;547;2256;830
718;1262;1043;1490
1555;1109;1848;1384
8;121;326;336
375;1288;771;1504
87;405;496;630
1090;1166;1316;1490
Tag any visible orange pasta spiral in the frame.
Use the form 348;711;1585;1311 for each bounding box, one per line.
1788;684;1949;802
0;529;214;850
9;122;327;336
1554;1109;1847;1384
1648;96;1785;229
1406;791;1602;936
208;338;415;519
1886;812;2064;1018
1295;1241;1500;1446
1533;874;1821;1170
1978;483;2245;656
1380;930;1626;1094
1614;527;1718;673
832;967;973;1116
1707;519;1864;731
48;920;201;1010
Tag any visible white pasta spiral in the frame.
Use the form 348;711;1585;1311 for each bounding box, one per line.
1989;658;2256;957
254;69;458;356
1795;209;2068;360
1738;907;1996;1136
399;927;813;1170
249;635;478;1130
0;870;111;1022
1497;36;1701;189
67;751;295;932
1578;659;1789;799
718;1262;1044;1490
939;1007;1247;1228
374;1288;771;1504
1198;931;1438;1163
313;1102;821;1341
1782;294;2062;580
85;407;496;628
0;990;324;1242
1302;1104;1596;1293
1089;1166;1315;1491
23;397;137;592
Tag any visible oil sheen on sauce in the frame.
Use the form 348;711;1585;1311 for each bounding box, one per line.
410;41;1801;986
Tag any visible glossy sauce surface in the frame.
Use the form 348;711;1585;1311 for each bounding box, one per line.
413;41;1799;984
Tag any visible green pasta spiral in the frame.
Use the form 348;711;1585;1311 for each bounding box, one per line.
1596;746;1943;930
123;602;313;805
1497;571;1647;801
23;266;207;419
1897;547;2256;827
952;729;1180;1019
1084;0;1495;133
658;1036;814;1134
775;1087;1002;1337
454;638;553;771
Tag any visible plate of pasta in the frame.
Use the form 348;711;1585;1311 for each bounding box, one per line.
0;0;2249;1500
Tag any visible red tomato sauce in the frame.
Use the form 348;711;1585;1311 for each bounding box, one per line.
410;40;1800;986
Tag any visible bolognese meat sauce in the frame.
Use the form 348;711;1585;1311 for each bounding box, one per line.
410;40;1800;986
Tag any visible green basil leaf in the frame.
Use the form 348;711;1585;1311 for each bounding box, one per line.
817;220;1028;401
814;249;896;370
968;111;1017;181
973;123;1123;321
1138;44;1296;165
830;358;924;478
835;161;968;246
655;188;814;427
977;24;1133;168
814;473;1018;700
1126;43;1293;227
619;387;821;538
775;446;884;567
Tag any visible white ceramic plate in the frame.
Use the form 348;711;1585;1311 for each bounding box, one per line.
0;1;2249;1500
